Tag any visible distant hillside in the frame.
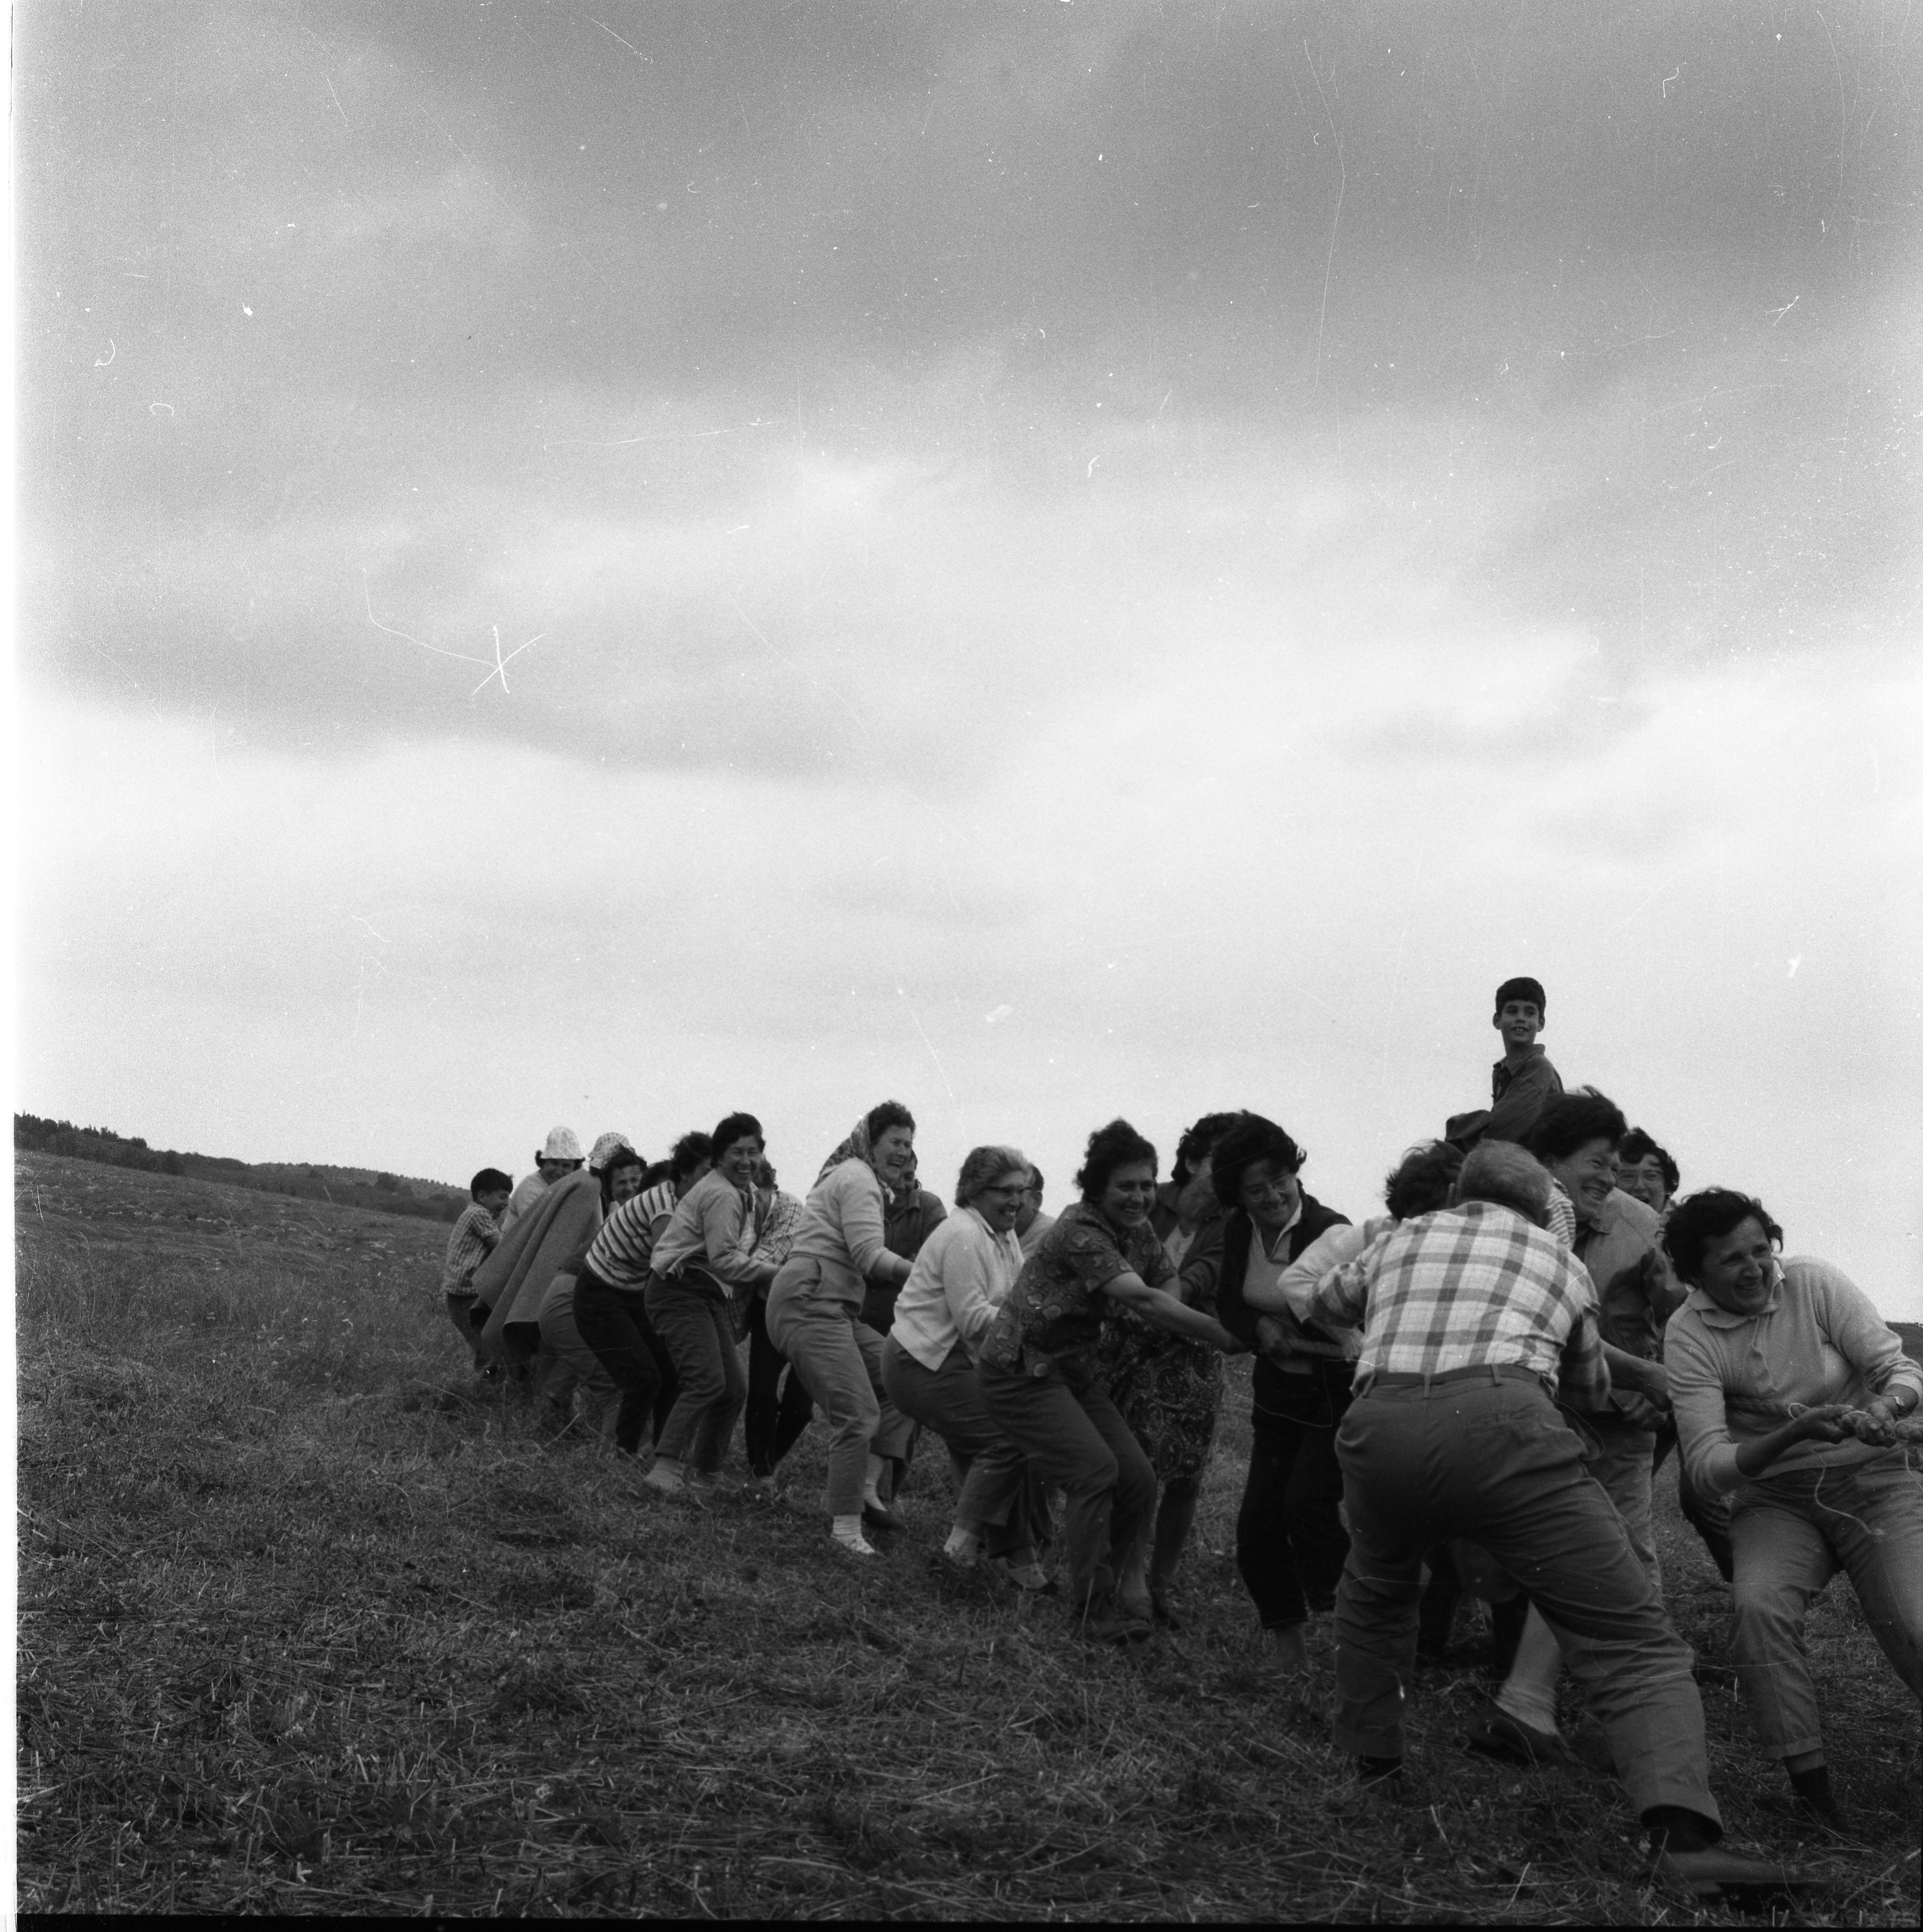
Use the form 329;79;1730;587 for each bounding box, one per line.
12;1114;469;1224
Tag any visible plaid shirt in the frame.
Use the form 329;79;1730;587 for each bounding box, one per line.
1305;1201;1607;1404
440;1202;500;1295
750;1189;806;1271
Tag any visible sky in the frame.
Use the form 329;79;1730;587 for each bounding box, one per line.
15;1;1922;1315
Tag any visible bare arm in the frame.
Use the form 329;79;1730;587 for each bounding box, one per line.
1602;1341;1667;1400
1101;1269;1245;1352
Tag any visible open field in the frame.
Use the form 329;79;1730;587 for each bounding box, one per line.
16;1149;1922;1920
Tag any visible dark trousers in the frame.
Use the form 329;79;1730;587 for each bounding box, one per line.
978;1352;1155;1616
646;1275;748;1473
881;1336;1038;1560
1335;1371;1718;1827
572;1269;675;1456
1237;1400;1352;1628
744;1292;815;1477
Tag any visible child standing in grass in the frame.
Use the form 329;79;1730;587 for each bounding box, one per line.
443;1168;511;1368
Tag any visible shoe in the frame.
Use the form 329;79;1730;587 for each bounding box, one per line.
1149;1588;1184;1629
830;1529;878;1559
1073;1609;1152;1644
1787;1765;1844;1823
936;1546;979;1577
1465;1708;1578;1769
1653;1849;1816;1900
644;1464;699;1502
1356;1755;1404;1789
1264;1624;1310;1676
986;1557;1056;1595
1791;1789;1846;1827
1116;1589;1154;1626
861;1499;905;1535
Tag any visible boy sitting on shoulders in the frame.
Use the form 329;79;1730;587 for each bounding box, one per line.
1447;975;1564;1150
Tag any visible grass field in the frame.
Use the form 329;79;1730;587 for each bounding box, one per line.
15;1149;1921;1920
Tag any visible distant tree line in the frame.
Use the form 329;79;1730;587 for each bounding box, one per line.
12;1114;468;1223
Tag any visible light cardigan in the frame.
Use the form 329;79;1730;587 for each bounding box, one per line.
1275;1219;1382;1361
783;1156;898;1309
889;1206;1026;1370
1665;1255;1923;1500
647;1169;771;1296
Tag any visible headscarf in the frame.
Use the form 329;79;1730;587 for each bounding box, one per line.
588;1130;634;1172
815;1116;874;1186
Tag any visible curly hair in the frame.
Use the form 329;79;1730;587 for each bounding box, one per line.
1384;1141;1464;1220
1620;1128;1680;1197
865;1099;916;1143
1173;1111;1247;1187
1074;1119;1158;1200
1662;1189;1783;1284
954;1144;1030;1207
1525;1088;1628;1167
598;1145;644;1207
1209;1114;1306;1209
668;1132;715;1182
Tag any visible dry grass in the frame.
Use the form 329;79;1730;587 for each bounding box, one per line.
15;1150;1922;1920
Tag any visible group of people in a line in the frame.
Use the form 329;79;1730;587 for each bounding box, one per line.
438;977;1921;1896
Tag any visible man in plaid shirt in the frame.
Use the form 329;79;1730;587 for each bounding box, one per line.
1302;1141;1801;1894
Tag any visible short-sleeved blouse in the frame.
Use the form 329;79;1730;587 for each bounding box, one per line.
979;1201;1174;1378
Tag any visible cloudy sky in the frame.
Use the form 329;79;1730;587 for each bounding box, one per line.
18;2;1921;1314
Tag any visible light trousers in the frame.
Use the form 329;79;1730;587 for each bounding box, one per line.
1727;1452;1923;1760
765;1260;913;1516
535;1274;621;1441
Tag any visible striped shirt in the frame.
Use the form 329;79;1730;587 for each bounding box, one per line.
635;1180;679;1230
582;1194;660;1293
440;1202;501;1295
1304;1201;1608;1404
1546;1182;1578;1252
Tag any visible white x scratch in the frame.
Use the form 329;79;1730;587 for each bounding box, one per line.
471;624;547;696
362;572;546;695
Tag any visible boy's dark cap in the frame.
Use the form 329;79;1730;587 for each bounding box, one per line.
1494;976;1547;1014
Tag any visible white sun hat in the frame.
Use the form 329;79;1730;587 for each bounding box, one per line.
542;1125;584;1161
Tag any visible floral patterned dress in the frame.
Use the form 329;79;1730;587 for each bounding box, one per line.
1098;1208;1224;1483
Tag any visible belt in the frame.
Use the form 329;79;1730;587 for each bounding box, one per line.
1358;1362;1548;1395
